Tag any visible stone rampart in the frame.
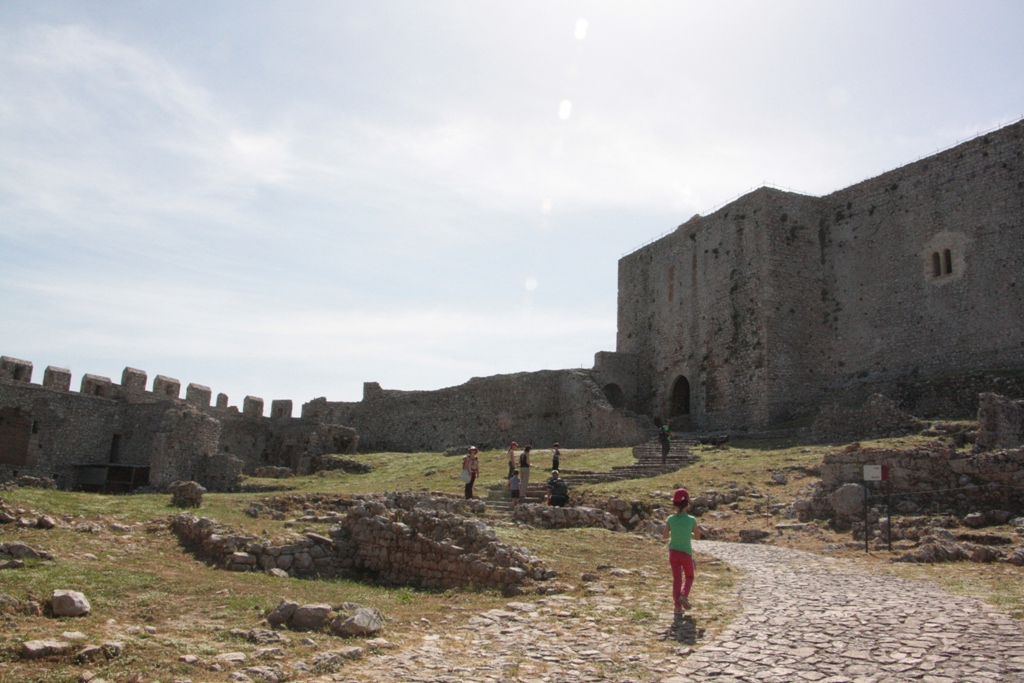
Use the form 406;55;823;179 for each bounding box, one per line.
0;357;358;490
304;369;651;453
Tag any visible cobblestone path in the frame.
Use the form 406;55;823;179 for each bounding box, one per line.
311;541;1024;683
676;540;1024;683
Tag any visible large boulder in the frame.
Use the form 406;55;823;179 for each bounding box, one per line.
830;483;865;519
330;606;384;637
169;481;206;508
22;640;72;659
266;599;299;626
50;590;90;617
290;604;332;631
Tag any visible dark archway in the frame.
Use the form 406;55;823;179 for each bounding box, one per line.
603;383;626;409
669;376;691;417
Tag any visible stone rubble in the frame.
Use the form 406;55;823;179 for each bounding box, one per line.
169;480;206;508
509;502;625;531
170;493;546;591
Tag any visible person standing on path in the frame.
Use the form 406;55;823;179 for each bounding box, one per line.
519;445;532;492
656;418;672;464
508;469;521;507
551;442;561;472
462;446;480;499
662;487;700;614
507;441;518;480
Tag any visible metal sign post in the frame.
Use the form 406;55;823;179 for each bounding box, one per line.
862;465;890;552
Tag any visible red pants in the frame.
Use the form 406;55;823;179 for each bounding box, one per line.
669;550;695;607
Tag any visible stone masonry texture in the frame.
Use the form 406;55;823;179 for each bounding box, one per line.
607;120;1024;431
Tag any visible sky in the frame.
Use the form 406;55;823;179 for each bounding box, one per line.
2;1;1023;412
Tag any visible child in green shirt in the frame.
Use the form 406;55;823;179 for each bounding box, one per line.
662;487;700;614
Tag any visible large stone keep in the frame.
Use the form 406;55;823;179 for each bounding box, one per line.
596;120;1024;431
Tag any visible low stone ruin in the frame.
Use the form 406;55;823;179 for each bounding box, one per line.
510;503;624;531
244;492;486;523
254;466;294;479
310;454;373;474
976;392;1024;450
266;599;383;636
12;476;56;489
796;443;1024;523
812;393;922;443
170;493;546;591
892;527;1024;565
169;480;206;508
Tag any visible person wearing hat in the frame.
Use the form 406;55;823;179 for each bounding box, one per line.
662;487;701;614
507;441;519;481
462;446;480;499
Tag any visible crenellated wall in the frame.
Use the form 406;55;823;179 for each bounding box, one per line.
0;357;356;489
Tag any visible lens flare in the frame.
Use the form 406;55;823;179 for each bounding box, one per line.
575;19;588;40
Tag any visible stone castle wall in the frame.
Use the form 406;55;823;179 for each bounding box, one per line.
0;357;356;489
612;119;1024;430
303;369;652;453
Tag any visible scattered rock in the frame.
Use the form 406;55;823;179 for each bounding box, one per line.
215;652;247;665
37;515;58;529
290;604;332;631
169;480;206;508
330;606;383;637
267;568;289;578
22;639;73;659
248;629;288;644
266;599;299;626
3;541;41;560
963;512;988;528
101;641;124;658
51;589;91;617
739;529;771;543
76;645;104;662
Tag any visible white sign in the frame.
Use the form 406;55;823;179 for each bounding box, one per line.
863;465;883;481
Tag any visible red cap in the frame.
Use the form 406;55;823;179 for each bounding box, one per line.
510;441;518;447
672;488;689;504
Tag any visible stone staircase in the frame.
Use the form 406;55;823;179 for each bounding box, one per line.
483;434;699;514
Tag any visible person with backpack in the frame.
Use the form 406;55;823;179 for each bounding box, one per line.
519;445;532;491
662;487;701;615
656;418;672;464
546;470;569;507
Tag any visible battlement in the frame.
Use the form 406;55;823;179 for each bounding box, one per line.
0;355;301;419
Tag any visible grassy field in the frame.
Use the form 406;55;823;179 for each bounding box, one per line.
1;433;1021;682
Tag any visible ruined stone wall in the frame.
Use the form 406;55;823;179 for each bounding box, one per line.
976;392;1024;450
170;494;546;590
148;404;230;489
0;379;122;486
303;370;649;452
811;443;1024;517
